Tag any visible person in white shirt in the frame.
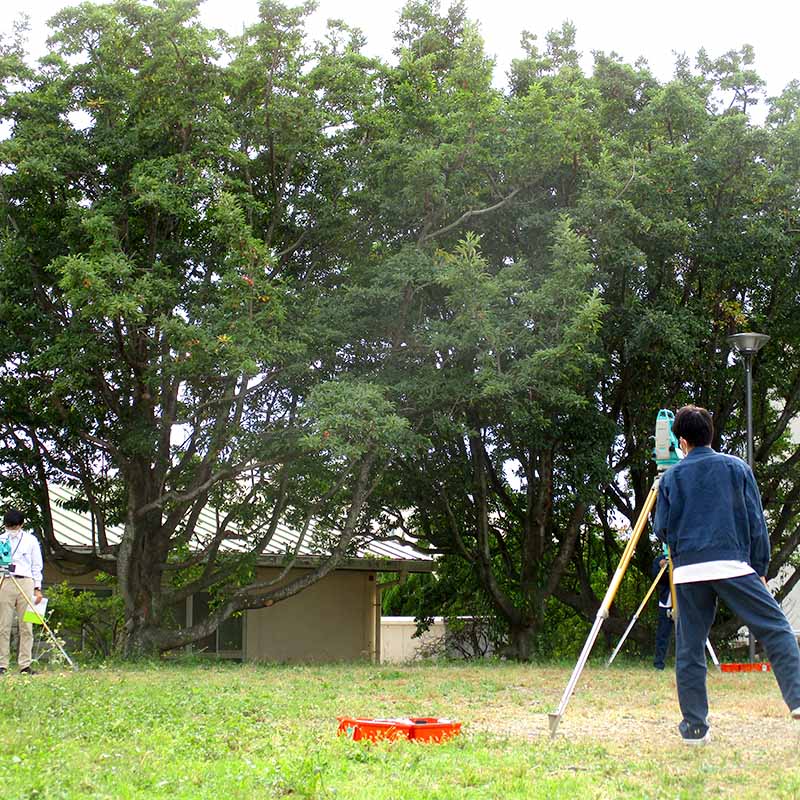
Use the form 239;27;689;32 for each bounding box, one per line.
0;508;44;675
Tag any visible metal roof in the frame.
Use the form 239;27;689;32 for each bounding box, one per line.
44;484;434;572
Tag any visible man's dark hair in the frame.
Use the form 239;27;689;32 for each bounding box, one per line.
3;508;24;527
672;405;714;447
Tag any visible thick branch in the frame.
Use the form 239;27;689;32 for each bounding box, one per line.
418;188;522;245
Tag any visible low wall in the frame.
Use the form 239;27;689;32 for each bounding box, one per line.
380;616;446;663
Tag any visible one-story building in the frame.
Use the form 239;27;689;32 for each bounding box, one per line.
776;415;800;632
40;484;435;663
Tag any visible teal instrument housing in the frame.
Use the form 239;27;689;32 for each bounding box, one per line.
653;409;682;472
0;537;11;569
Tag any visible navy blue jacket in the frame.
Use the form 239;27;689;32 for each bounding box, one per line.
653;446;770;577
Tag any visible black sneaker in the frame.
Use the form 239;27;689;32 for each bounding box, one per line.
0;667;6;675
679;720;710;746
19;667;37;675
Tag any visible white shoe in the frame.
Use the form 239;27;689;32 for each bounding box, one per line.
791;707;800;720
681;730;711;746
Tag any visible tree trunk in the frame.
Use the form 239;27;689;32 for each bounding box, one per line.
504;621;538;661
117;467;169;658
121;618;164;659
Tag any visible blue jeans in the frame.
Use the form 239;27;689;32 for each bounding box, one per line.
676;573;800;728
654;606;673;669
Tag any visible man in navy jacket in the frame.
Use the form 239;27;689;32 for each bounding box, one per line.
654;405;800;744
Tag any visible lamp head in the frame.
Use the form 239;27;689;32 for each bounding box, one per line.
727;332;770;356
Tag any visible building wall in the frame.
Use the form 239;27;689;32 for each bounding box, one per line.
44;563;106;588
244;567;378;663
777;414;800;631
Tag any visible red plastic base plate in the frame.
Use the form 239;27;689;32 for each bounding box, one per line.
337;716;462;742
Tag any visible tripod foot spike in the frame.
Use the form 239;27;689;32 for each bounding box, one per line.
548;713;562;738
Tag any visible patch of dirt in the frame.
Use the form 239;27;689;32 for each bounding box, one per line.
461;665;800;753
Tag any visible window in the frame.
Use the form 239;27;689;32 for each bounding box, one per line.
186;592;243;659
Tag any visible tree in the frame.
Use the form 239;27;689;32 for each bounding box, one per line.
299;4;612;659
0;0;407;656
3;2;799;662
341;222;606;660
369;28;800;656
557;47;800;640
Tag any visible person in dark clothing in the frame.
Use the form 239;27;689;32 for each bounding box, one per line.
652;555;673;670
653;405;800;745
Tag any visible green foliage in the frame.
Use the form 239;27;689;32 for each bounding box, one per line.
381;572;437;616
537;595;593;660
303;381;413;461
45;582;123;660
2;0;800;661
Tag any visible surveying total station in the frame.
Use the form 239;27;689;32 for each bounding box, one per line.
0;535;77;670
548;409;682;738
0;538;12;571
653;409;681;471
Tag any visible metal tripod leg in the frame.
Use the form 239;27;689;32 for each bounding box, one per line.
548;477;660;738
705;638;721;670
607;561;668;667
0;573;77;670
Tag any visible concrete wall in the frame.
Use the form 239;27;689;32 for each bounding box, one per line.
380;616;495;662
245;567;378;663
780;575;800;631
380;616;447;663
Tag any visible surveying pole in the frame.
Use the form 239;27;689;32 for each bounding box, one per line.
548;410;680;738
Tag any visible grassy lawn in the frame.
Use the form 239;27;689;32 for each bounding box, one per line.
1;659;799;799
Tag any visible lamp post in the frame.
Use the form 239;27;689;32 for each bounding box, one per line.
727;331;770;662
727;332;770;468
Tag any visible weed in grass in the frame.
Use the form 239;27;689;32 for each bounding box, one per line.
372;669;405;680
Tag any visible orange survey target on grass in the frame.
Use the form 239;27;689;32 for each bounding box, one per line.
337;716;462;743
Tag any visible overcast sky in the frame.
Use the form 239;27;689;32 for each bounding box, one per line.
3;0;798;101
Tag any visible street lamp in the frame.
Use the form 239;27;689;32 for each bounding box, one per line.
727;332;770;468
727;331;770;662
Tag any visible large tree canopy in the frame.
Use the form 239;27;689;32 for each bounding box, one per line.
1;0;799;659
0;0;411;656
